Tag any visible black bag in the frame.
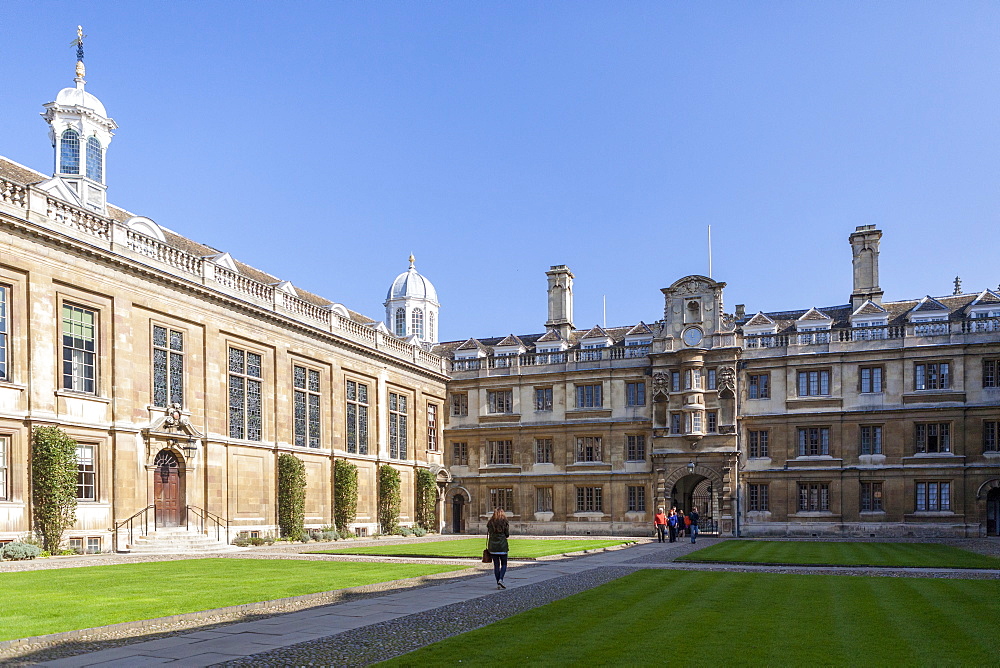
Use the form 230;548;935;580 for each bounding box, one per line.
482;548;492;563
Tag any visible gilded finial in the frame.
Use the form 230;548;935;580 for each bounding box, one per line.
408;253;415;268
72;25;86;81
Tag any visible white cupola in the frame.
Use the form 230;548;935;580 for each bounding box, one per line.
384;255;440;345
38;26;117;215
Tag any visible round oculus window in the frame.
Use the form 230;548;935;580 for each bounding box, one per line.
683;327;704;347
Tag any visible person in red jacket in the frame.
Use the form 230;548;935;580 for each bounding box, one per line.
653;507;668;543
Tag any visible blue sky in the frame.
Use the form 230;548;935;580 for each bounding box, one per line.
3;2;998;342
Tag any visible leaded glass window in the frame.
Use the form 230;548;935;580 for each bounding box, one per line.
411;309;424;339
229;348;262;441
576;486;602;512
576;436;602;462
60;129;80;174
62;303;96;393
294;365;321;448
86;136;103;182
389;392;408;459
346;380;369;454
427;403;438;451
152;325;184;408
626;434;646;461
429;311;436;341
0;284;8;381
395;308;406;336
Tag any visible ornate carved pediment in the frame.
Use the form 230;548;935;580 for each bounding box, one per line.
717;366;736;395
652;372;670;399
142;403;203;467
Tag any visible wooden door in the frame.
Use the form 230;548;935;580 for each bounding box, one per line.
154;450;181;527
452;495;464;533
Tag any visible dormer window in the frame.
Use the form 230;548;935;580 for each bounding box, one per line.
59;129;80;174
795;308;833;345
85;136;103;182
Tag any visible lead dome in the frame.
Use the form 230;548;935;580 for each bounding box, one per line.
384;255;440;345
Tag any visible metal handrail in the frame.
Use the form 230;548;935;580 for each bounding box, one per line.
111;504;155;553
186;505;230;545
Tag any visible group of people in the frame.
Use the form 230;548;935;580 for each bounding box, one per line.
653;505;700;544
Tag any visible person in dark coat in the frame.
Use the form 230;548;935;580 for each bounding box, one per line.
486;507;510;589
667;507;678;543
689;505;701;543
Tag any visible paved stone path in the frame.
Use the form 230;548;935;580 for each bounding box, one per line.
15;537;1000;667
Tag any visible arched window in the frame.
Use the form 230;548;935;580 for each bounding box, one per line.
412;308;424;339
86;137;103;182
428;311;436;341
60;129;80;174
394;308;406;336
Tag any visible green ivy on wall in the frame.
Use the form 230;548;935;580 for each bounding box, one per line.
378;465;401;534
277;453;306;540
31;426;78;552
415;468;437;530
333;459;359;532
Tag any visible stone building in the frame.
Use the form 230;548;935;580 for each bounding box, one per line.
0;52;449;550
437;230;1000;538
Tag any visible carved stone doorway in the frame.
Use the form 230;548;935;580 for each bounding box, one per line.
154;450;183;527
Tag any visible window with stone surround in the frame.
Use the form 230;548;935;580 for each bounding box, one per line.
346;380;369;455
389;392;408;459
86;136;103;181
626;382;646;406
576;384;603;409
915;362;950;390
916;481;950;511
60;129;80;173
748;430;769;458
487;389;513;414
748;373;769;399
861;481;883;512
984;360;998;388
536;487;553;512
626;434;646;461
748;483;769;511
628;486;646;512
489;440;512;465
152;325;184;408
797;369;831;397
0;435;7;501
576;436;602;462
490;487;514;512
228;347;262;441
62;303;97;394
915;423;950;453
797;482;829;511
859;366;883;393
427;404;439;451
451;392;468;417
293;365;321;448
76;444;96;501
0;284;8;381
986;421;998;453
798;427;830;456
860;425;882;455
394;308;405;336
452;441;468;465
576;486;603;512
535;438;553;463
535;387;553;411
707;411;718;433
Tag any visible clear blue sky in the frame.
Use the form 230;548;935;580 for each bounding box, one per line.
3;2;998;342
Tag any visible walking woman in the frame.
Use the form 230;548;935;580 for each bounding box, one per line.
486;507;510;589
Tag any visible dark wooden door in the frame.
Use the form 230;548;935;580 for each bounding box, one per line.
452;495;463;533
154;450;181;527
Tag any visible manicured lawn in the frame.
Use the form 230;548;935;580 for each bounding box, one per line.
676;540;1000;568
310;538;631;559
382;570;1000;666
0;558;465;641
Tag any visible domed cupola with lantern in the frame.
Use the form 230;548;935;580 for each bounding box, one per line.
384;255;440;346
37;26;117;215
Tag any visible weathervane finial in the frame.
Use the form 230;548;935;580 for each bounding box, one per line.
72;25;87;81
408;253;415;268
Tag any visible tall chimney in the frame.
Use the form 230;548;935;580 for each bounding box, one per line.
849;225;883;310
545;265;574;340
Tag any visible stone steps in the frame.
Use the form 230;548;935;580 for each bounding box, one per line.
125;528;246;554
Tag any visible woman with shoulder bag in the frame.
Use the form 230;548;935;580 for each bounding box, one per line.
486;507;510;589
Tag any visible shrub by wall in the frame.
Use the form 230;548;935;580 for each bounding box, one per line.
31;426;78;552
415;468;437;530
378;465;401;534
1;542;42;560
333;459;359;532
277;453;306;541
